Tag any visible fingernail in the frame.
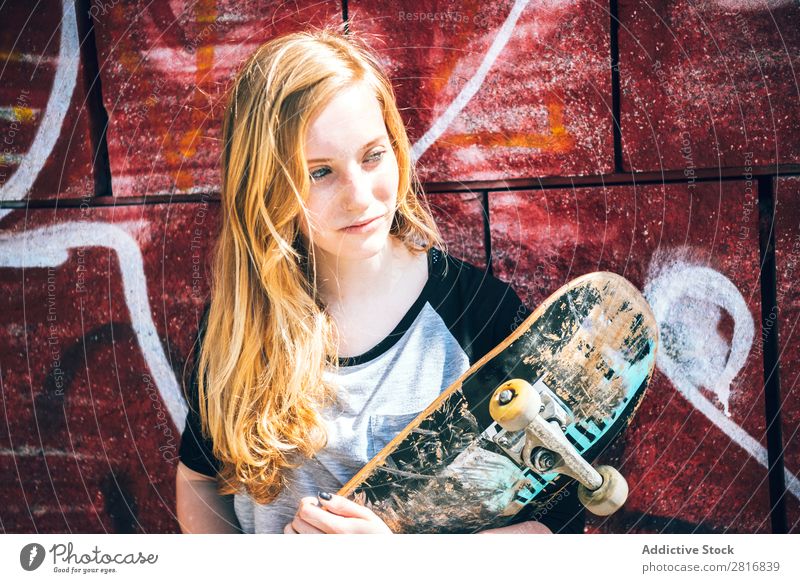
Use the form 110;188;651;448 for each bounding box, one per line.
318;491;332;501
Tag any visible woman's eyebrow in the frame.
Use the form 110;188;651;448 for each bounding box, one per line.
307;136;386;163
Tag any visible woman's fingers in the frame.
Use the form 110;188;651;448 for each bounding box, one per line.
478;520;552;534
296;497;353;533
289;513;325;534
295;494;392;533
313;492;373;519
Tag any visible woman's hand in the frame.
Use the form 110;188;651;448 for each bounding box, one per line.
478;520;552;534
284;492;392;534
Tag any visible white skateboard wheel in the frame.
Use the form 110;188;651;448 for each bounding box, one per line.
577;465;629;516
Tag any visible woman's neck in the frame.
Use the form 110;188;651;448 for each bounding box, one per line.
312;237;414;309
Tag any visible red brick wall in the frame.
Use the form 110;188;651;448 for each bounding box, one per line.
0;0;797;533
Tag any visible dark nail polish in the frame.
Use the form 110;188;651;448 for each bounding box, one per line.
318;491;332;501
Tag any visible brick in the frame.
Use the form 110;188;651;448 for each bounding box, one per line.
618;0;800;172
0;0;94;209
349;0;614;183
91;0;341;196
428;191;486;268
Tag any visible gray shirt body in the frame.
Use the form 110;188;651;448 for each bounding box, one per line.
233;303;469;533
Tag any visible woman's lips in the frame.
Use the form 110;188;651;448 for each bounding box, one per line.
340;213;385;233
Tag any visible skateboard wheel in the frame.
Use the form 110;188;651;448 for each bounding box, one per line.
577;465;629;516
489;379;541;432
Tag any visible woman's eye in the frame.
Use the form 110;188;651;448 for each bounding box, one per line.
310;167;330;181
366;150;385;164
309;151;384;182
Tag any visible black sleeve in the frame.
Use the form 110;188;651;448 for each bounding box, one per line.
465;273;533;364
480;281;587;534
489;281;531;353
178;305;223;478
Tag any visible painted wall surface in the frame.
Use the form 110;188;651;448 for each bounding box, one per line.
776;176;800;533
352;0;615;182
91;0;342;196
0;0;95;207
0;0;797;533
618;0;800;171
0;203;217;532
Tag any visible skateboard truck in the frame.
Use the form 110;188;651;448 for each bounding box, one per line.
489;378;629;516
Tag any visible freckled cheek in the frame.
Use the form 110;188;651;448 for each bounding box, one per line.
376;166;400;203
304;192;340;233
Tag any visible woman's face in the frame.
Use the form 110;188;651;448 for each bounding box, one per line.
300;82;400;262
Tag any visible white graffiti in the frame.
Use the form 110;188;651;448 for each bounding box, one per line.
410;0;530;162
0;222;188;431
644;248;800;500
710;0;794;11
0;0;79;221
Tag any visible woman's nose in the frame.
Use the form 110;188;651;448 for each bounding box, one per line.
340;165;374;210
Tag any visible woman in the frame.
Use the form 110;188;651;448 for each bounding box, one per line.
175;26;583;534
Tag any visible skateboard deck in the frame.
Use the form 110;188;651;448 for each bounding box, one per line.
338;272;658;533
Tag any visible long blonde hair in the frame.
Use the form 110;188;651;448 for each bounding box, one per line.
195;25;443;503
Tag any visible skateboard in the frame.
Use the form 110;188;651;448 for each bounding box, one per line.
338;272;658;533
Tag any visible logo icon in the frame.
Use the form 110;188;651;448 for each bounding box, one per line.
20;543;46;571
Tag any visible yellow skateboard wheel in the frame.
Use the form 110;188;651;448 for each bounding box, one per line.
489;379;542;432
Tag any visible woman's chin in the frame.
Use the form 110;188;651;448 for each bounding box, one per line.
327;230;392;261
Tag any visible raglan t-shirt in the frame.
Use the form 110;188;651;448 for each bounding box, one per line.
178;247;585;534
